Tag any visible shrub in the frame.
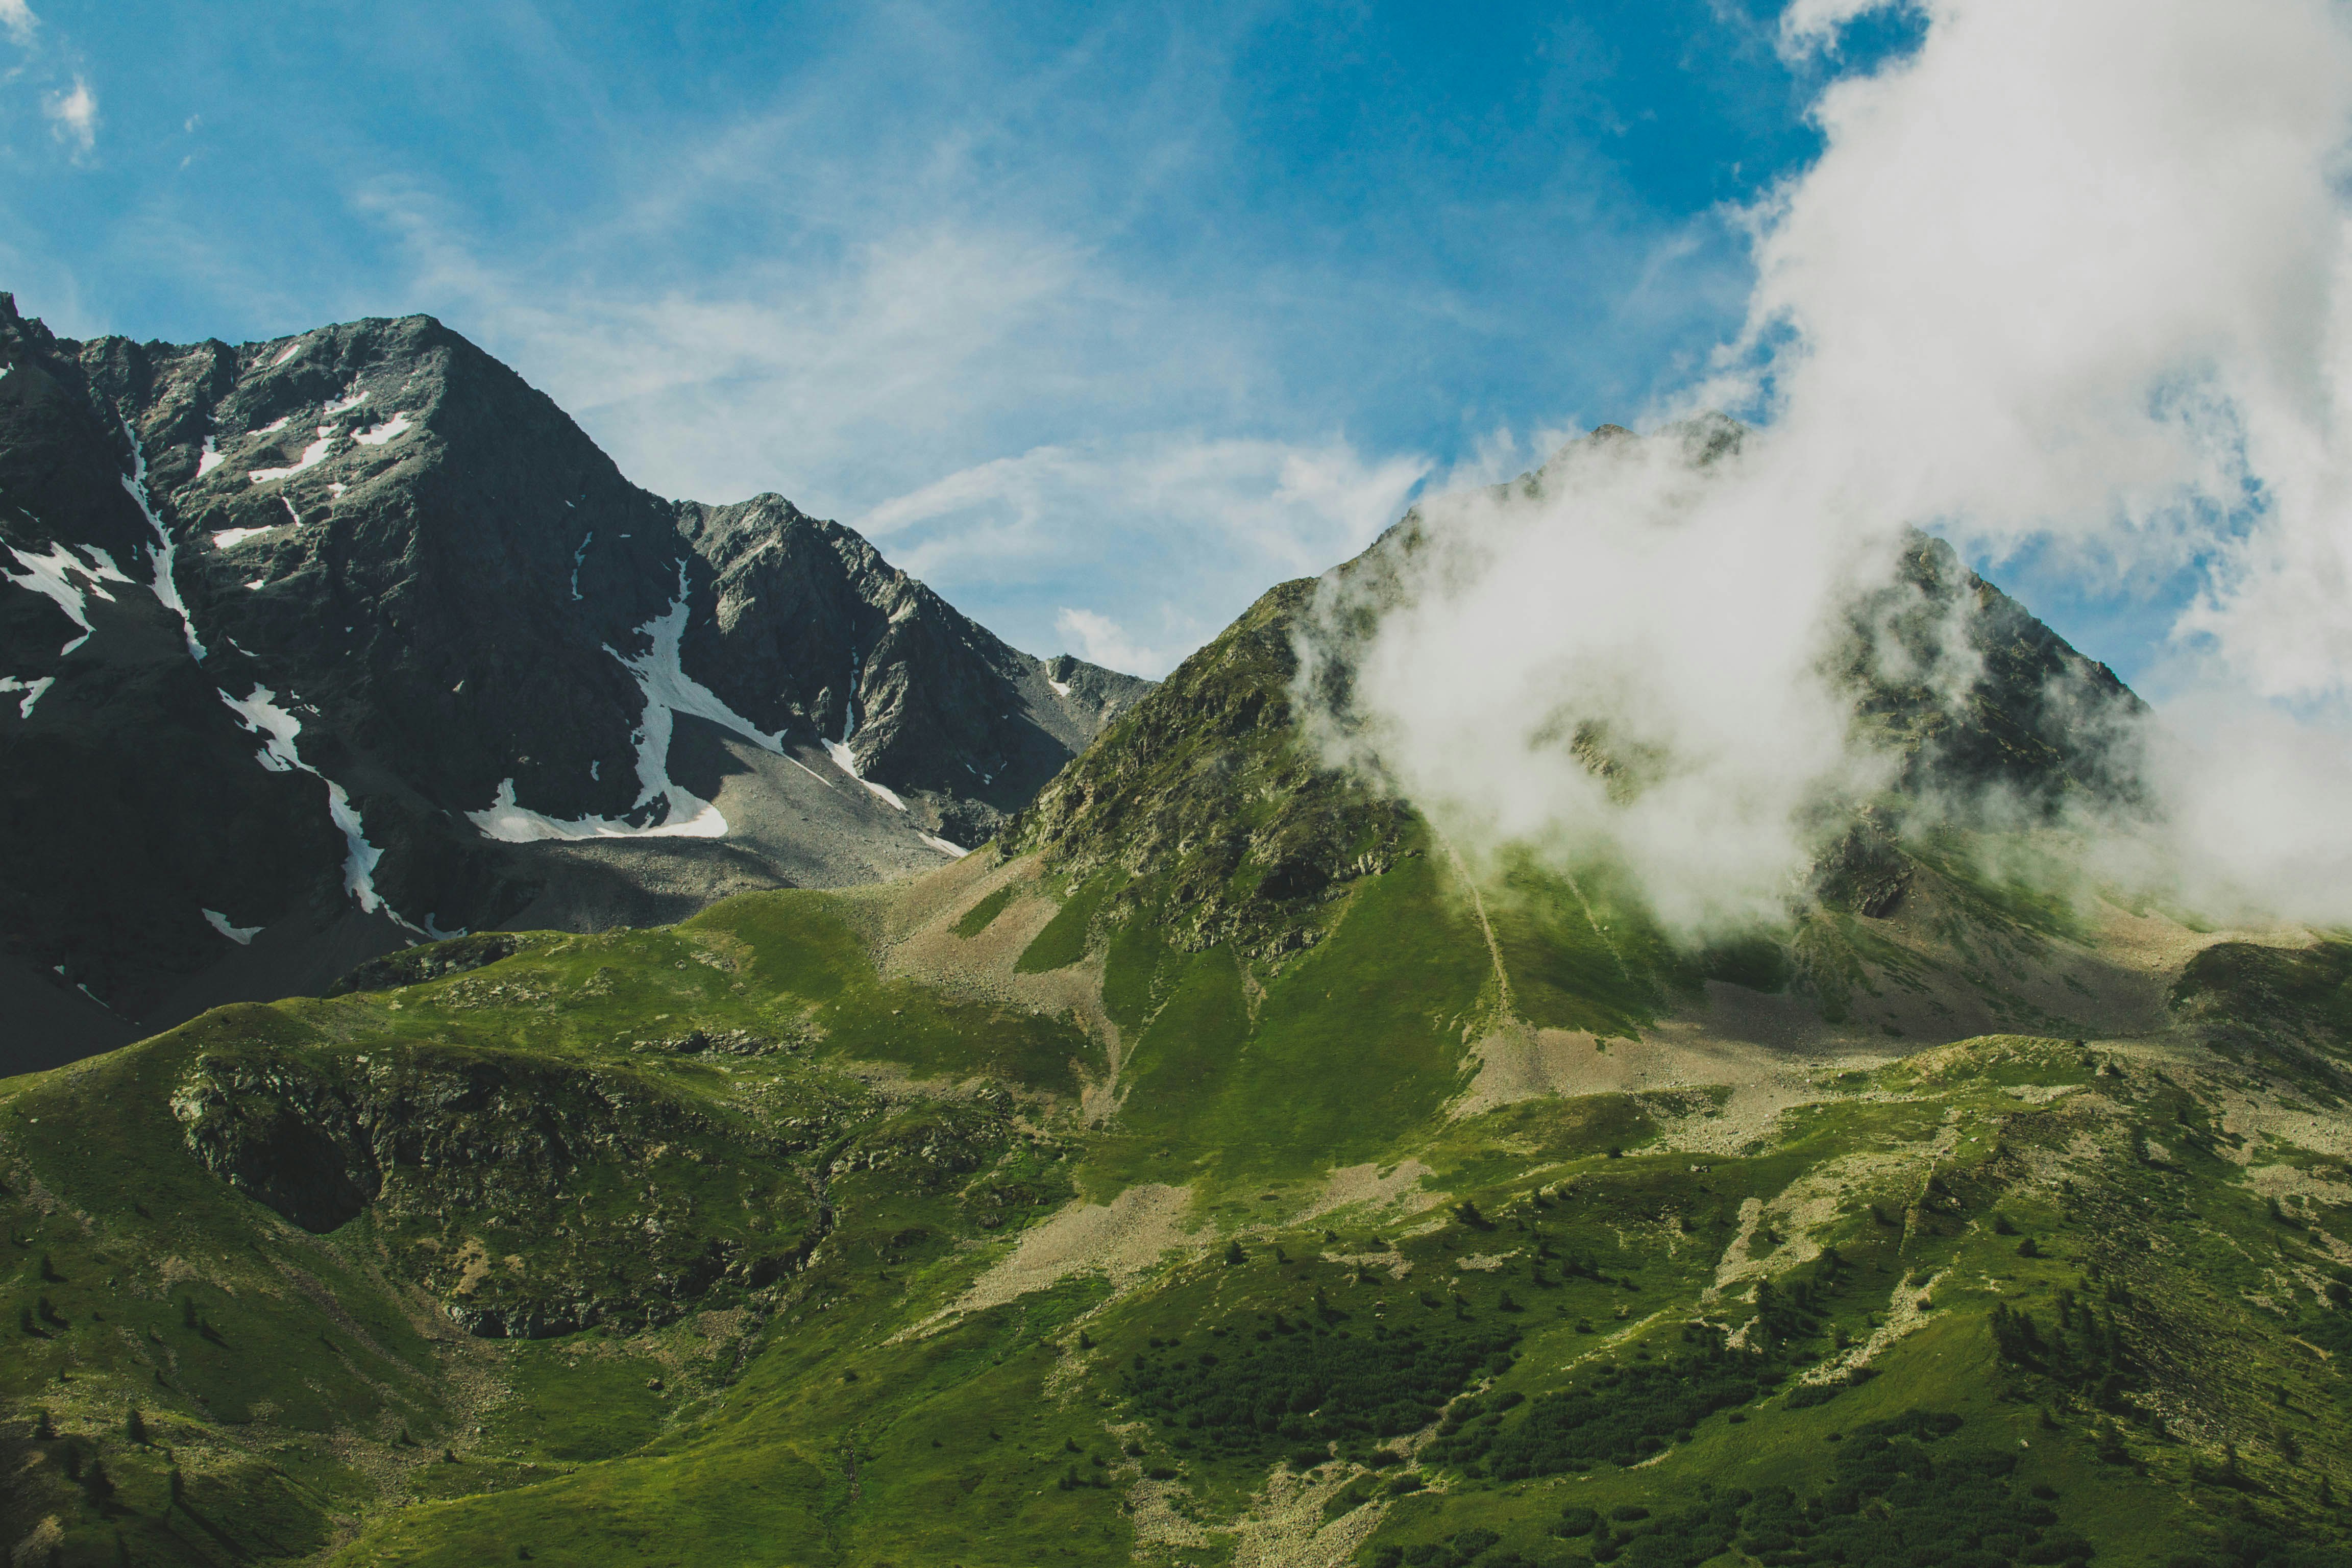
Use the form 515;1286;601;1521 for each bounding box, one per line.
1424;1333;1760;1480
1122;1322;1517;1462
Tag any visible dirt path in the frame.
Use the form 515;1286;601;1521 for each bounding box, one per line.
1438;834;1514;1025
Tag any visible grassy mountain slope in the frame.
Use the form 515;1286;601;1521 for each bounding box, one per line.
7;852;2352;1567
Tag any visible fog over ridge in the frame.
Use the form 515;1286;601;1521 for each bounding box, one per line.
1300;0;2352;935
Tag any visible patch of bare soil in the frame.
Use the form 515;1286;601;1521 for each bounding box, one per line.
1455;1008;1884;1155
913;1183;1197;1334
1806;1268;1951;1384
2093;903;2312;979
1128;1474;1216;1560
1709;1147;1945;1293
1711;1197;1767;1294
1230;1465;1391;1568
1828;881;2318;1047
1302;1159;1440;1222
833;845;1007;943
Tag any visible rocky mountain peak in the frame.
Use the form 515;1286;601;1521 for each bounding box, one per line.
0;298;1148;1068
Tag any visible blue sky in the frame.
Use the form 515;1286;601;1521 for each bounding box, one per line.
4;0;2167;682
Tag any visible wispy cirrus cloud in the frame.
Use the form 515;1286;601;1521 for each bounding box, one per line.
361;172;1411;671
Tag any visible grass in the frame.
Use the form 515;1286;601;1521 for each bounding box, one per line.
1016;870;1120;973
8;852;2352;1566
1485;855;1689;1038
693;889;1104;1093
1082;851;1490;1194
953;883;1019;940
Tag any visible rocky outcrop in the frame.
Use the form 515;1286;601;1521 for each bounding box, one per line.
1006;579;1415;963
169;1040;836;1336
326;933;533;996
1840;530;2146;812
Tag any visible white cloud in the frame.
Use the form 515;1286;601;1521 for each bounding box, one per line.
864;434;1426;580
1314;0;2352;934
44;74;95;155
859;431;1429;672
0;0;36;47
1055;608;1172;679
1308;430;1898;936
1776;0;1896;55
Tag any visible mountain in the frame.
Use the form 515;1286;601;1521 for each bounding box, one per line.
0;297;1147;1070
5;424;2350;1568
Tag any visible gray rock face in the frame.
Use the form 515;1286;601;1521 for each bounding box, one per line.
0;296;1148;1065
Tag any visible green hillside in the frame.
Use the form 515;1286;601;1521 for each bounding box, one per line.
7;836;2352;1566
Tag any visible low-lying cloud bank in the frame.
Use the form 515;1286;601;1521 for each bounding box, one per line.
1304;0;2352;936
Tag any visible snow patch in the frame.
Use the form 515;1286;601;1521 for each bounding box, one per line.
321;388;368;416
202;909;262;945
195;436;224;477
328;481;347;500
570;531;593;601
1047;677;1071;697
467;776;725;842
219;685;304;772
248;427;335;483
919;832;971;858
817;642;910;809
823;736;909;811
352;411;412;446
78;546;132;583
218;685;431;935
254;414;292;435
120;420;206;659
323;779;402;920
271;339;304;366
3;541;117;654
244;578;266;591
468;564;803;843
0;675;54;718
212;527;273;549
